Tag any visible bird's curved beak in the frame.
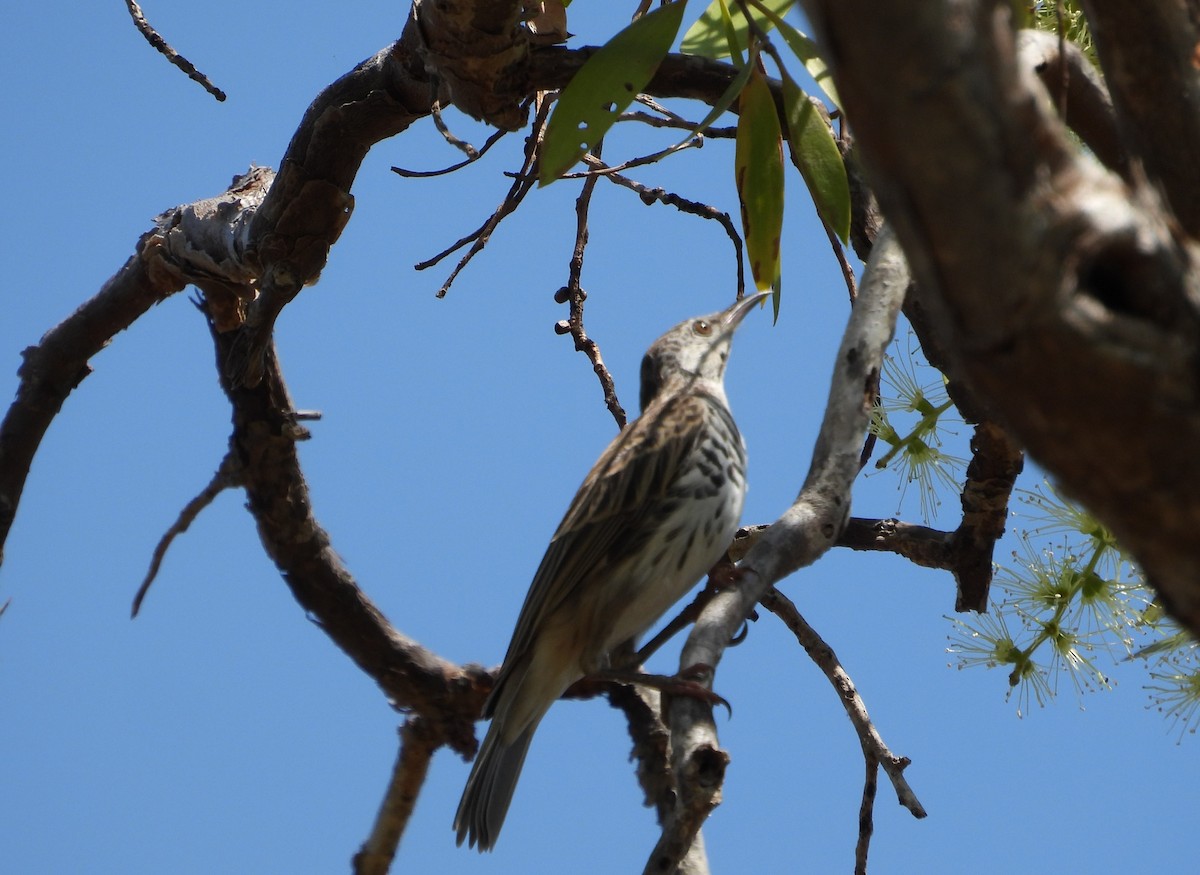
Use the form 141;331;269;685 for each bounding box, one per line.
722;290;772;328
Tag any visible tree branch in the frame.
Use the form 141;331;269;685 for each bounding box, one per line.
760;587;926;819
1015;28;1123;176
1081;0;1200;233
225;31;748;388
950;420;1023;611
132;450;243;617
648;226;908;872
353;716;444;875
123;0;226;101
0;167;276;565
415;98;547;296
230;39;435;386
212;322;487;751
581;154;745;301
555;140;629;429
802;0;1200;633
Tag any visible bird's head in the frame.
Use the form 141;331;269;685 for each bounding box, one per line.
639;291;770;412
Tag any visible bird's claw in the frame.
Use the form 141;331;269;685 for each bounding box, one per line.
670;663;733;717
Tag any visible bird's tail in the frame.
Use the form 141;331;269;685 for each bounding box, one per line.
453;718;537;851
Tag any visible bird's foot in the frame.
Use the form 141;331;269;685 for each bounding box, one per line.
707;561;746;590
588;665;732;717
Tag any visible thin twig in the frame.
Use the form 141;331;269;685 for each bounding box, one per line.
123;0;226;101
431;102;481;158
855;754;878;875
825;220;859;304
131;451;242;617
352;717;443;875
415;100;553;296
391;127;510;177
554;142;628;429
581;154;746;300
635;95;689;124
760;586;927;820
617;111;736;138
561;137;704;180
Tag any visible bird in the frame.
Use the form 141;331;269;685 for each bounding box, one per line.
454;290;769;851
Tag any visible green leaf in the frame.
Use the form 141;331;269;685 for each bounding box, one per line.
715;0;744;68
539;2;689;184
753;7;840;109
781;71;849;243
735;66;785;292
682;0;796;60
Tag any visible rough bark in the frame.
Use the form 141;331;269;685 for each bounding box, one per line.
802;0;1200;632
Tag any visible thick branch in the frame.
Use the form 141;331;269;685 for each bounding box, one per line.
1015;29;1123;176
229;36;745;386
413;0;528;129
802;0;1200;633
1081;0;1200;233
0;168;277;564
233;39;435;385
0;250;176;562
950;421;1022;611
212;324;486;752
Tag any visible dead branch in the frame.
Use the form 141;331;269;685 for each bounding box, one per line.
0;168;272;566
211;320;487;749
760;586;927;819
414;99;551;296
123;0;226;101
581;154;746;301
855;754;878;875
390;127;510;178
554;140;628;429
353;716;444;875
131;450;243;617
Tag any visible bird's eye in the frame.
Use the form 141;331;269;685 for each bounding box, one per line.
693;319;712;336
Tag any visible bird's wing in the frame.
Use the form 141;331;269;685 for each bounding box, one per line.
494;391;710;680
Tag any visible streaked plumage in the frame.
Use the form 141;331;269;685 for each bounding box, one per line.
454;291;767;850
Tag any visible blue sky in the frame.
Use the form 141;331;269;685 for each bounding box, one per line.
2;3;1195;873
